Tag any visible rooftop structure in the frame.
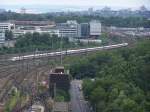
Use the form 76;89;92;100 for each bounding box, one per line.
54;66;65;73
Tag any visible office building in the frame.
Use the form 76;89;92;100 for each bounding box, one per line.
0;30;5;44
0;22;15;31
90;20;101;37
59;26;78;38
58;20;78;38
13;27;60;38
80;23;90;38
11;20;55;27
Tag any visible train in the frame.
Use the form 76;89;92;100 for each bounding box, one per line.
9;43;128;61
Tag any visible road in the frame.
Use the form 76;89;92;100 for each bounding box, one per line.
70;80;91;112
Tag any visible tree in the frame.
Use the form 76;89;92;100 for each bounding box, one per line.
70;40;150;112
5;30;13;40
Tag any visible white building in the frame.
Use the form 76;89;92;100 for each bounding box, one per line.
0;22;15;31
66;20;78;25
90;20;101;36
13;28;60;38
58;20;78;38
59;27;78;38
0;30;5;44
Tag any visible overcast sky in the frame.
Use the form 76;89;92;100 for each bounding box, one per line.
1;0;150;8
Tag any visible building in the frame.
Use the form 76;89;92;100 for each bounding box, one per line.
139;5;148;12
59;26;78;38
54;66;65;73
57;20;78;38
20;7;26;14
49;67;70;98
11;20;55;27
88;7;94;15
49;73;70;98
13;20;78;38
0;9;6;13
39;28;60;37
80;23;90;38
90;20;101;37
0;20;101;39
13;27;60;38
0;30;5;44
0;22;15;31
10;20;58;38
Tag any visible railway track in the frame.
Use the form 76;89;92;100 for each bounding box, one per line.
0;58;51;103
12;65;51;112
0;70;23;102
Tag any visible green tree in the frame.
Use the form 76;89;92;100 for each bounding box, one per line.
5;30;13;40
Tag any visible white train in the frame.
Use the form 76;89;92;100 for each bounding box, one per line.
9;43;128;61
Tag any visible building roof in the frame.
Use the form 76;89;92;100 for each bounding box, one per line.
55;66;65;69
53;102;69;112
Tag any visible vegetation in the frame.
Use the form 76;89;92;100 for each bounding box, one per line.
0;11;150;27
55;89;70;102
14;32;74;52
5;30;14;40
69;40;150;112
0;32;100;54
5;90;21;112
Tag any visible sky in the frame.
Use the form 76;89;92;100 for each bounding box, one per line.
1;0;150;7
0;0;150;12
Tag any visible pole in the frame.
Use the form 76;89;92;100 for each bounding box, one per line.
36;69;39;94
54;83;56;100
60;35;63;65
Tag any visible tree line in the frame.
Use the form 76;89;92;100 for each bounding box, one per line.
0;11;150;27
69;40;150;112
0;32;76;54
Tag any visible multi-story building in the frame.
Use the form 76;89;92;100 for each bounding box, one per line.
59;26;78;38
11;20;55;27
58;20;78;38
0;20;102;39
90;20;101;37
0;22;15;31
13;20;78;38
0;30;5;44
13;27;60;38
80;23;90;38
